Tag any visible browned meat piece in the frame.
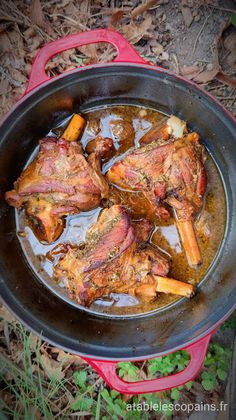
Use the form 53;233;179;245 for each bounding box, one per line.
54;205;195;306
85;136;115;160
54;205;135;299
108;132;206;221
5;137;109;243
81;204;135;271
107;132;207;267
25;197;66;243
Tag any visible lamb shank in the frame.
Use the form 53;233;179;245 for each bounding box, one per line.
107;120;207;267
5;114;109;243
54;204;195;306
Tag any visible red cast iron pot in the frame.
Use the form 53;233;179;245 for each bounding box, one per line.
0;29;236;394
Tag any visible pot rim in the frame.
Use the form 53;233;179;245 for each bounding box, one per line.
1;61;236;360
1;62;236;128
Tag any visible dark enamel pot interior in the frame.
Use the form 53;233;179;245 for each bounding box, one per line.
0;63;235;360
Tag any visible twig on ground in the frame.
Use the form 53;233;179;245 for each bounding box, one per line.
208;5;236;13
45;13;87;30
0;12;23;25
216;95;236;100
193;13;212;54
172;53;180;74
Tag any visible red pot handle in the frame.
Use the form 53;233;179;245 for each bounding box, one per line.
26;29;147;93
82;330;216;394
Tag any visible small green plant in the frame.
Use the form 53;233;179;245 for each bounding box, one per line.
220;311;236;330
147;350;190;377
100;389;127;418
70;395;94;412
115;341;231;416
71;370;94;412
231;12;236;28
0;316;232;419
0;323;70;419
117;361;139;380
200;342;231;391
73;370;88;390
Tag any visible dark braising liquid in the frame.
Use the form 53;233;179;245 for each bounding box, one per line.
16;106;226;315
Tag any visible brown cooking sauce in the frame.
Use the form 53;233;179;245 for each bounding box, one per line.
16;105;226;315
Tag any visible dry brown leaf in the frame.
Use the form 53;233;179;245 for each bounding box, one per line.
30;0;54;35
9;340;24;363
131;0;160;20
182;19;236;88
224;32;236;52
31;0;45;28
23;27;36;39
63;2;80;19
55;0;71;9
11;69;27;84
35;409;42;420
180;64;204;80
0;78;10;96
29;334;39;351
122;16;153;44
226;50;236;70
180;65;199;76
193;67;219;84
121;391;133;403
122;372;137;383
0;305;16;323
6;30;24;58
193;20;236;87
0;32;12;53
79;44;99;62
193;68;236;88
216;72;236;88
12;87;24;101
51;347;84;367
29;35;43;51
40;353;65;381
224;31;236;70
109;10;126;27
79;0;91;14
181;5;193;27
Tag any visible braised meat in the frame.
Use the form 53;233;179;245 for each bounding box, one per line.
108;133;206;220
85;136;115;160
5;137;109;243
54;205;195;306
107;131;207;266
